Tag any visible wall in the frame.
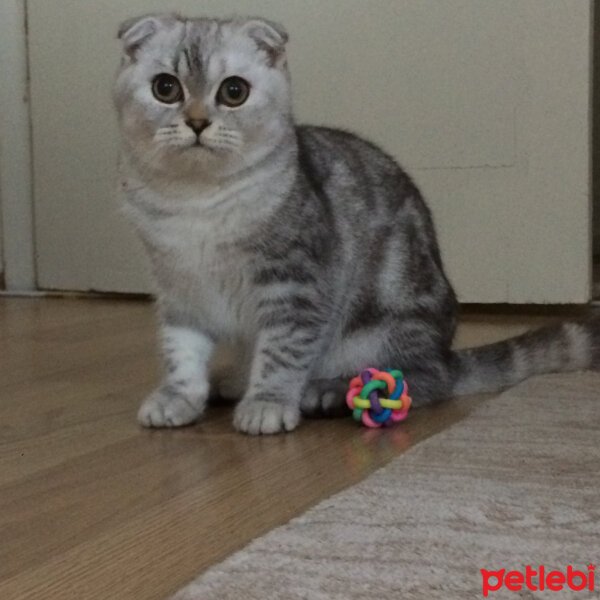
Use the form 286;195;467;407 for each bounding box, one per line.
23;1;595;300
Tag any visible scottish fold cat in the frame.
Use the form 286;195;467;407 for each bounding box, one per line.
113;14;599;434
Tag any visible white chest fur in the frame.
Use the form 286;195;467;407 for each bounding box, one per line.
120;153;295;339
122;175;276;340
148;209;255;338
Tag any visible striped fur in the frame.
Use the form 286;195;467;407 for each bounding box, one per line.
114;14;599;434
453;319;600;396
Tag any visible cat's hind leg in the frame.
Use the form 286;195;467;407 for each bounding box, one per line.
302;360;452;420
302;324;454;418
301;377;349;418
301;331;386;418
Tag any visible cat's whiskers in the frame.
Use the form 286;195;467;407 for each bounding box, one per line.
154;126;196;150
201;127;244;155
152;119;245;157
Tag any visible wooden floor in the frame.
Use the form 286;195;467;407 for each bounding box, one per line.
0;297;582;600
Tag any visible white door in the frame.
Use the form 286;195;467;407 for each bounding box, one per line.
27;0;592;302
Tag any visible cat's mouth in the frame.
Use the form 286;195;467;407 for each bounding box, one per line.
186;138;216;154
188;139;216;154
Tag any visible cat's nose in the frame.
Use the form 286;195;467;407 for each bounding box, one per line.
185;118;211;136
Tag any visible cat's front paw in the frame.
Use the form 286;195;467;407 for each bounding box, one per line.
138;387;206;428
233;397;300;435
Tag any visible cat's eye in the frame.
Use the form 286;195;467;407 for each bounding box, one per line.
217;77;250;108
152;74;184;104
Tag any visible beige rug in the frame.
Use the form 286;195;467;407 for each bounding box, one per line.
171;373;600;599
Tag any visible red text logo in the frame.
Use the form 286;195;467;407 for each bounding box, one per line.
481;565;595;597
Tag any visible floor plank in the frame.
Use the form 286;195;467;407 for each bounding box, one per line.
0;297;576;599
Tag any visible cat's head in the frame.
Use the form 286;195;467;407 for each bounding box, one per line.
114;15;292;184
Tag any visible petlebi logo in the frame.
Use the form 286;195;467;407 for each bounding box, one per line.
481;564;596;597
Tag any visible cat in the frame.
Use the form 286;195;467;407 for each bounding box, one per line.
113;14;599;435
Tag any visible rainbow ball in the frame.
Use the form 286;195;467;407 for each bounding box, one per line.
346;368;412;428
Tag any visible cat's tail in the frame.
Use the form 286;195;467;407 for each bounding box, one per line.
451;315;600;396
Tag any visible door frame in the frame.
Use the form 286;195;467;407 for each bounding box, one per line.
0;0;36;291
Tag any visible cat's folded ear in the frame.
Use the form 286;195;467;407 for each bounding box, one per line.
238;18;289;67
118;14;174;58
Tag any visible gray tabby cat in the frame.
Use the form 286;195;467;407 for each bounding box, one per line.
114;14;599;435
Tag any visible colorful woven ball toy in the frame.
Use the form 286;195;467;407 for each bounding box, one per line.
346;368;412;428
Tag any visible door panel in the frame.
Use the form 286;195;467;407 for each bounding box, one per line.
28;0;592;301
